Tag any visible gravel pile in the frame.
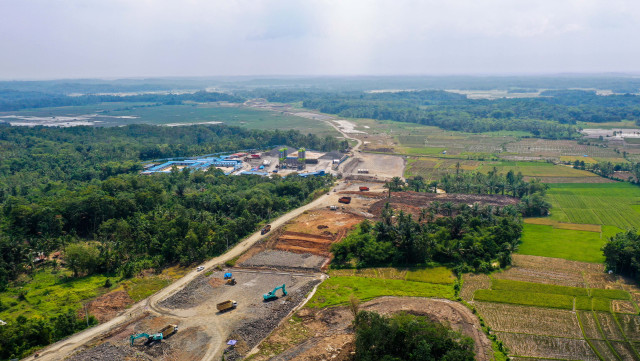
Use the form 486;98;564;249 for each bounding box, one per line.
225;279;322;361
66;342;151;361
158;274;214;310
320;151;344;160
239;250;326;271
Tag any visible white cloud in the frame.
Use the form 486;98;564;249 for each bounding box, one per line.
0;0;639;78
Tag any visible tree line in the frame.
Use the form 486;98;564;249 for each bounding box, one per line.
393;167;551;217
0;89;243;111
331;202;522;273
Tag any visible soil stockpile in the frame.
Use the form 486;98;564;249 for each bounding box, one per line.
370;191;519;217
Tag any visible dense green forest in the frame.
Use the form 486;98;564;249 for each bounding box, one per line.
331;203;522;272
0;124;343;286
0;89;243;111
354;311;474;361
297;90;640;138
4;87;640;138
0;124;340;359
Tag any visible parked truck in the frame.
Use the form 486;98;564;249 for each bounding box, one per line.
359;186;370;191
338;196;352;204
158;324;178;336
216;300;237;312
261;224;272;235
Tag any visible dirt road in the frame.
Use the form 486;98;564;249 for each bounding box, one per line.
25;192;335;361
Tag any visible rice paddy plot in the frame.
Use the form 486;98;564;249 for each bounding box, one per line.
475;302;583;338
495;332;600;361
547;183;640;230
518;223;607;263
473;289;574;310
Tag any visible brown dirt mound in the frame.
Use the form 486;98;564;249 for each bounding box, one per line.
369;191;519;217
208;277;225;288
79;290;134;323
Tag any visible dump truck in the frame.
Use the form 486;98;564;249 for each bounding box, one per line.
359;186;370;191
338;197;351;204
261;224;271;235
217;300;237;312
263;284;287;301
158;324;178;336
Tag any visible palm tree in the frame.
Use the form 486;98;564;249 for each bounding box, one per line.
391;176;404;191
443;201;454;216
430;201;441;215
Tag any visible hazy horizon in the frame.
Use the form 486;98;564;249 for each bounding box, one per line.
2;1;640;79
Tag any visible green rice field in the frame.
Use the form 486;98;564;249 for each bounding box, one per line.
518;224;608;263
474;279;631;311
547;183;640;230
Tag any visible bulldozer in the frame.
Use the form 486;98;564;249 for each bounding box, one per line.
224;272;236;285
263;284;287;301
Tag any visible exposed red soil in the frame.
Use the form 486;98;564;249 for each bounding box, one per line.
275;231;336;256
79;290;134;323
369;191;519;217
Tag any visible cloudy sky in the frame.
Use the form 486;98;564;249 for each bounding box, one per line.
1;0;639;79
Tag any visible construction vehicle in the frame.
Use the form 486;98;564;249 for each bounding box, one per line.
359;186;370;191
158;324;178;336
338;196;352;204
263;284;287;301
130;333;163;346
217;300;238;312
226;278;237;285
261;224;272;235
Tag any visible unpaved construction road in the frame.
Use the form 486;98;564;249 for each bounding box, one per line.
26;105;406;361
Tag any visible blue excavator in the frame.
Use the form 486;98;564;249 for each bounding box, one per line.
130;333;163;346
263;284;287;301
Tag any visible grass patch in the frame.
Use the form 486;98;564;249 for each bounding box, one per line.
307;276;453;308
491;279;588;297
0;268;113;320
524;217;601;232
122;277;170;302
592;298;612;312
405;267;456;284
473;290;574;309
590;288;630;300
518;223;606;263
576;296;592;310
